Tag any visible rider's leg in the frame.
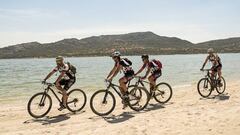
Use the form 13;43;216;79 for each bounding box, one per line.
55;83;67;107
62;90;68;107
217;67;222;80
62;78;75;107
210;67;216;81
119;77;128;95
148;75;156;91
119;77;129;109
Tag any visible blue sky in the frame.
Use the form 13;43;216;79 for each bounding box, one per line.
0;0;240;47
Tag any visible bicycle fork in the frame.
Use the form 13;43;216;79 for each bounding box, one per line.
39;89;49;106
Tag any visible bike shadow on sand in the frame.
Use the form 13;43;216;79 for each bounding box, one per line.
88;102;171;124
102;103;168;123
200;93;230;101
144;103;166;111
23;111;85;125
102;112;135;124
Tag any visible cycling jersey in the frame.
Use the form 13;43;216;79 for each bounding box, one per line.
148;59;162;73
208;54;222;67
53;63;75;80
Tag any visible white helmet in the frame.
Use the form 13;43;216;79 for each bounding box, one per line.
111;51;121;57
207;48;214;53
56;56;64;62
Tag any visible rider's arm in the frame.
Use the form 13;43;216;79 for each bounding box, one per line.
106;64;117;79
143;66;151;79
201;56;209;69
109;63;121;80
135;63;146;75
215;54;220;62
43;69;57;81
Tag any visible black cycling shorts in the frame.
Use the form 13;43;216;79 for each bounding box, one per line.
212;64;222;72
151;70;162;81
123;70;134;83
59;77;76;90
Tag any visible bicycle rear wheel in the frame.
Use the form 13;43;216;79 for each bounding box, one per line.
27;92;52;118
128;86;149;111
66;89;87;113
154;82;172;104
90;90;116;116
197;78;212;98
216;77;226;94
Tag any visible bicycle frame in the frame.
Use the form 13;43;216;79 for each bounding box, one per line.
131;77;154;90
105;82;131;99
40;85;62;105
206;70;218;86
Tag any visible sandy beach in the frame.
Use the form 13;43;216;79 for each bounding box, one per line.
0;80;240;135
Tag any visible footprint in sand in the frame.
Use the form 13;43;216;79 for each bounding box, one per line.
0;114;6;117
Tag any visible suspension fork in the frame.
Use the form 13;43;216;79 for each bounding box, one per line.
102;85;111;103
39;88;49;105
203;78;209;88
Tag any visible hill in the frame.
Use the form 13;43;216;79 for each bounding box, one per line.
0;32;239;58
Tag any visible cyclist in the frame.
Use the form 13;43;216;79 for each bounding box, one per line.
135;54;162;95
201;48;222;85
106;51;134;109
42;56;76;111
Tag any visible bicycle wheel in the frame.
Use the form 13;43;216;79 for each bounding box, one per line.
66;89;87;113
27;92;52;118
154;82;173;104
128;86;149;111
128;85;143;106
197;78;212;98
90;90;116;116
216;77;226;94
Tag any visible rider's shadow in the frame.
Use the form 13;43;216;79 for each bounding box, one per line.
24;111;85;125
214;93;230;101
144;103;165;112
200;93;230;101
103;112;135;124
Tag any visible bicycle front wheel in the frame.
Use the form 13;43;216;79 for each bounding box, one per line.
128;86;149;111
216;77;226;94
154;82;173;104
27;92;52;118
197;78;212;98
90;90;116;116
66;89;87;113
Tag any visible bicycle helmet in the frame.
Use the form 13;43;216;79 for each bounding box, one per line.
141;54;149;59
207;48;214;53
111;51;121;57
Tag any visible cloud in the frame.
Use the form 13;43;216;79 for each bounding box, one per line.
0;8;69;20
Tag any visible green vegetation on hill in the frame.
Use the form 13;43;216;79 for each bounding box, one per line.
0;32;239;59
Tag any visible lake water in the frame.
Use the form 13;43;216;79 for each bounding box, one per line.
0;53;240;103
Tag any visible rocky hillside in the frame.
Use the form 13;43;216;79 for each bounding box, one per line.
0;32;239;58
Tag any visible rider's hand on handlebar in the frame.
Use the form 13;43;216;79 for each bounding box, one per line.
105;78;112;82
42;80;46;84
200;68;204;71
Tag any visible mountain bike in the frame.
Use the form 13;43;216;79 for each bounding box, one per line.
128;76;172;104
27;82;87;118
197;69;226;98
90;80;150;116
